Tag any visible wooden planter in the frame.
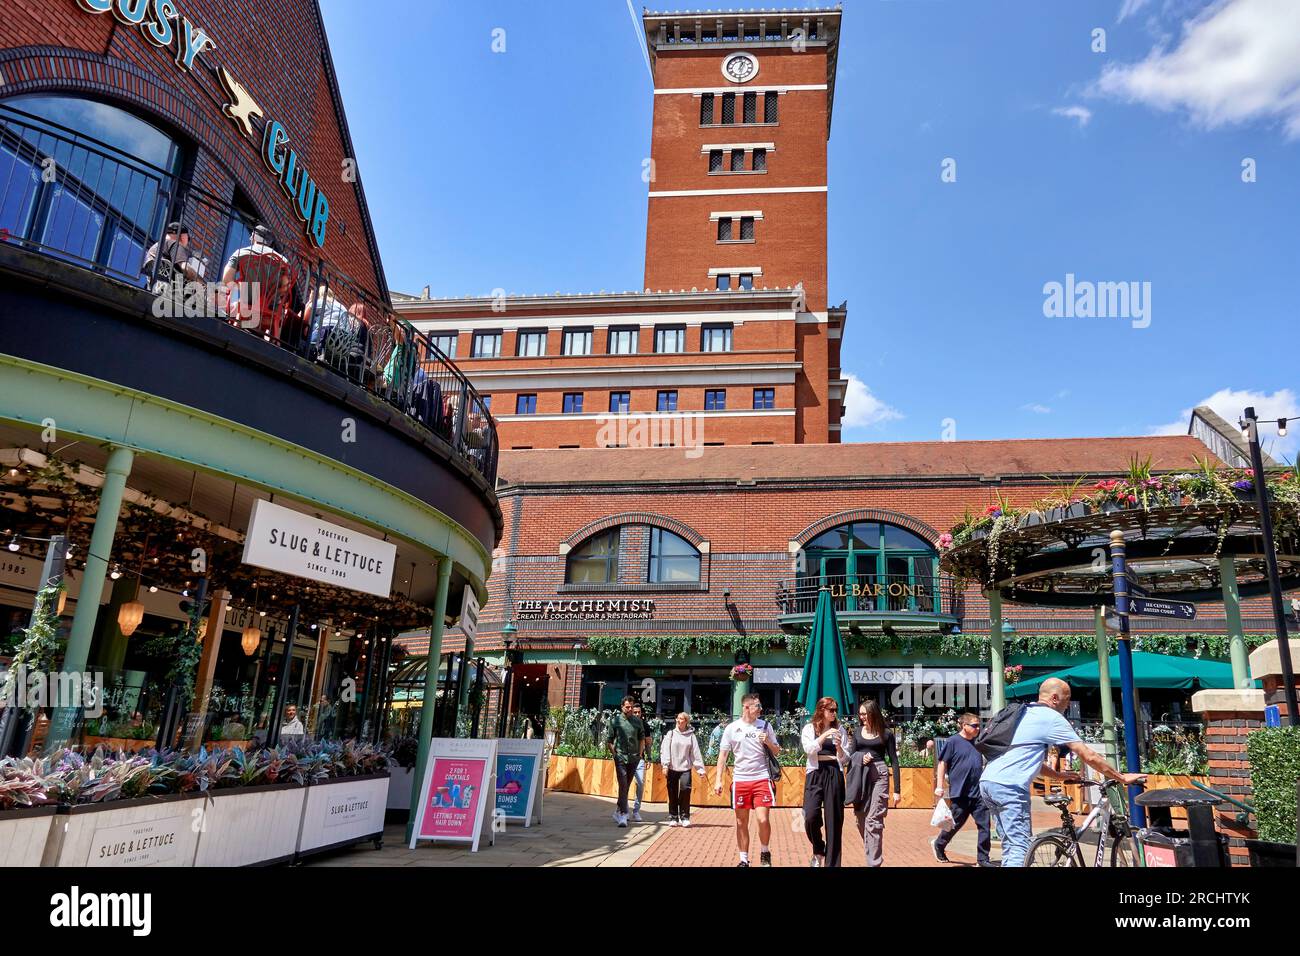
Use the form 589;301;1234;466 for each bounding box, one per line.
44;792;206;867
546;757;939;810
192;784;307;866
0;805;57;866
295;772;390;859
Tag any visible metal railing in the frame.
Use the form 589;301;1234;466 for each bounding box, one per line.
776;572;960;616
0;103;498;486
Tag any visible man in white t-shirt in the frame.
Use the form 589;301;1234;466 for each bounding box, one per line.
980;678;1145;867
713;692;781;867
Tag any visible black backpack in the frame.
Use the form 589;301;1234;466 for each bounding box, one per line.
973;703;1042;761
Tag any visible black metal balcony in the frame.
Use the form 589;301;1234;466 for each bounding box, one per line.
776;572;961;623
0;102;497;486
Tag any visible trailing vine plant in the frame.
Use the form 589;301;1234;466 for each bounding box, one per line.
0;580;66;707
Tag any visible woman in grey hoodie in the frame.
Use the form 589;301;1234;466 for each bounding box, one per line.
660;712;706;826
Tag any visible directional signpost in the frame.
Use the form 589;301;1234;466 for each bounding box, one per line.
1129;597;1196;621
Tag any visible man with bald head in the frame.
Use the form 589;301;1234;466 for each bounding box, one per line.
979;678;1146;866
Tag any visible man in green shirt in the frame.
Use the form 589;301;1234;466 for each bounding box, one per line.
605;695;646;827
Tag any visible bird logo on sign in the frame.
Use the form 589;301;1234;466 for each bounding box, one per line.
218;65;264;140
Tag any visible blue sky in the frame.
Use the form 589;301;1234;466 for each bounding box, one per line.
320;0;1300;460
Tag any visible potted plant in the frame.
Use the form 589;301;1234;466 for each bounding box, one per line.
0;757;59;866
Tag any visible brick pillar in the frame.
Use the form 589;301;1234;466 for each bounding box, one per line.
564;664;584;708
1191;689;1264;867
1252;639;1300;723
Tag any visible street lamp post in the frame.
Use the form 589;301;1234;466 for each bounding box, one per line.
1240;407;1299;727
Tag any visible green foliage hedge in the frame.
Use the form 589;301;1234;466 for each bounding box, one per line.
1246;726;1300;844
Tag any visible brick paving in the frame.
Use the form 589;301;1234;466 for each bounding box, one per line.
635;801;1064;868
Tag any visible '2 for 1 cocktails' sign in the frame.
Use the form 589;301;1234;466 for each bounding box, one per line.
409;738;497;853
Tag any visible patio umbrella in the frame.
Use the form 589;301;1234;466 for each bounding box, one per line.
796;588;856;716
1006;652;1248;699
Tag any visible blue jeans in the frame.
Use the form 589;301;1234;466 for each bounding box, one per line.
980;780;1032;867
633;759;646;812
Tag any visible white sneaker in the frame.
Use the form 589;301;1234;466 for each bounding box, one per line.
669;817;679;827
618;813;628;828
632;810;643;822
680;818;692;828
613;810;622;825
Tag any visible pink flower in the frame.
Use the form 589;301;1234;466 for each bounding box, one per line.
938;533;954;550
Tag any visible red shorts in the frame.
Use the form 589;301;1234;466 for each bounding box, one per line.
732;779;775;809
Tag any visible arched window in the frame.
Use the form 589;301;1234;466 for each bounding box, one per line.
800;520;937;613
648;528;700;583
1;95;183;282
565;528;619;584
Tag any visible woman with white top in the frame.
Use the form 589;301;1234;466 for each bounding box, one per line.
801;696;849;867
660;711;706;826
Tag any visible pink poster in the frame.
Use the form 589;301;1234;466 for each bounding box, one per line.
417;757;488;840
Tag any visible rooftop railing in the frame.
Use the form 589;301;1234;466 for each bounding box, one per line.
0;102;498;487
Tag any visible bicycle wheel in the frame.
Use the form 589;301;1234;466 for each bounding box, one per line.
1110;835;1139;867
1025;831;1083;867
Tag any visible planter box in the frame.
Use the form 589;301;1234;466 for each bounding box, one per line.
1245;839;1297;868
1141;775;1209;823
295;772;390;859
546;757;938;810
0;805;57;866
202;739;253;751
386;765;416;810
45;792;205;867
192;783;307;867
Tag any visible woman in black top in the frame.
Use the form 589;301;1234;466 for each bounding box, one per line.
843;699;901;867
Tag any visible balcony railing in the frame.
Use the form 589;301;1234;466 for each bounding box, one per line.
776;573;960;618
0;103;497;487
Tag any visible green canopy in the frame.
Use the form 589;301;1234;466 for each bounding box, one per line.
796;588;856;716
1006;651;1250;699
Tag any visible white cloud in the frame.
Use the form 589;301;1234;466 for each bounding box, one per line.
1052;105;1094;127
1150;387;1300;460
1022;403;1053;415
842;372;903;429
1118;0;1154;22
1094;0;1300;138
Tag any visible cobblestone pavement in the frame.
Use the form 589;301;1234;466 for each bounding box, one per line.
307;791;1060;868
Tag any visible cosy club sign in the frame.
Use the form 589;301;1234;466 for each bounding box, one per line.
241;499;396;598
72;0;331;248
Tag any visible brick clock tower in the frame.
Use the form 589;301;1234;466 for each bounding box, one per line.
397;7;848;448
642;8;846;442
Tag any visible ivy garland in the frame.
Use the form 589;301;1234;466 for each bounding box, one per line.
584;630;1273;663
142;602;206;705
0;582;66;705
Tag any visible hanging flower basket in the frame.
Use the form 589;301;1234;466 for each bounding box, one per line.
729;663;753;682
1004;664;1024;685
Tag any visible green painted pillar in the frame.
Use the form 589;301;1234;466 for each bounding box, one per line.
48;445;133;751
457;632;476;723
93;574;139;672
1093;607;1119;766
1219;556;1251;688
406;556;452;844
986;589;1006;712
730;676;750;721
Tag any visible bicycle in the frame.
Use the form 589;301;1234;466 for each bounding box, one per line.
1025;778;1144;867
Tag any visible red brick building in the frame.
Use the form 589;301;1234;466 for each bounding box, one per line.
422;434;1280;730
396;9;847;448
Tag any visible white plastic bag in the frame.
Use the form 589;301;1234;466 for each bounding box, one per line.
930;799;955;831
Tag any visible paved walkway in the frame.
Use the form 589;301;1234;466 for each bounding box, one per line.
307;792;1062;868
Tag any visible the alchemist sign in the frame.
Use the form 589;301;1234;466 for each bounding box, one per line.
516;598;655;621
241;499;396;598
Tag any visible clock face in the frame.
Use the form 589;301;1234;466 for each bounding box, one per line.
722;52;759;83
